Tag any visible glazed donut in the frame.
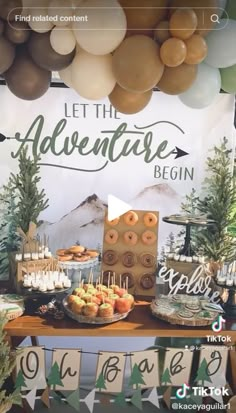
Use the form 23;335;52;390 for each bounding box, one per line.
123;231;138;245
140;273;155;289
105;229;119;245
105;216;120;226
58;254;73;261
74;255;90;262
124;211;139;226
141;230;157;245
56;249;66;256
69;245;85;253
103;250;119;266
86;250;99;258
122;252;136;268
140;253;155;268
143;212;158;227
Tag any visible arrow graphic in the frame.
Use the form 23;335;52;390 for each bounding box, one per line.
172;146;189;159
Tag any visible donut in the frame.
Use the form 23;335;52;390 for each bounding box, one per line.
140;253;155;268
105;216;120;226
74;255;90;262
122;252;136;268
105;229;119;245
121;272;135;288
143;212;158;227
58;254;73;261
86;250;99;258
123;231;138;245
123;211;139;226
141;230;157;245
69;245;85;253
103;250;119;266
56;249;66;256
140;273;155;290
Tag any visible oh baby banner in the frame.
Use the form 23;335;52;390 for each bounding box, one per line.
15;345;230;411
0;86;234;257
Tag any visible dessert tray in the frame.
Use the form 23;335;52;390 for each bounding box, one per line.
63;297;133;325
0;295;25;320
151;294;223;327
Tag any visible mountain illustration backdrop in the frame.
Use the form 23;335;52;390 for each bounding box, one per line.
37;184;182;253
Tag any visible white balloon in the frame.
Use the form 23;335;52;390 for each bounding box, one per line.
71;51;116;100
73;0;127;55
28;7;54;33
59;64;74;88
48;0;73;27
179;63;221;109
50;27;76;55
205;19;236;68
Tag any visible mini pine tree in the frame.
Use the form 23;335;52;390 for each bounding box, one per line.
129;363;146;389
0;314;22;412
197;138;236;261
47;362;63;388
195;358;212;387
161;368;172;386
95;372;107;392
7;146;49;234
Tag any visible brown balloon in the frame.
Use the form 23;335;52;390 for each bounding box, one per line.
154;20;170;45
5;21;30;44
160;38;187;67
4;51;51;100
0;19;4;35
113;35;164;93
0;36;15;74
0;0;22;21
120;0;168;36
157;63;197;95
184;34;207;64
28;31;75;71
169;8;198;40
109;84;153;114
170;0;218;36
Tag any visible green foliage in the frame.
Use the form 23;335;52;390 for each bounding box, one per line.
194;358;212;386
47;362;63;387
95;372;106;392
7;146;49;234
161;368;172;386
129;364;146;388
0;313;21;407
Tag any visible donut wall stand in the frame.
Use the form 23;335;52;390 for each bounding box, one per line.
102;209;159;298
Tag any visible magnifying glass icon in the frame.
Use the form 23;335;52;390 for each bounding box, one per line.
211;14;220;24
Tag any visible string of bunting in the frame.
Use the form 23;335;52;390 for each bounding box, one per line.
13;344;233;412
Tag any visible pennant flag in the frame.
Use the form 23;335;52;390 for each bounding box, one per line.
16;347;46;390
25;387;37;410
130;350;160;388
114;392;127;408
37;371;47;390
197;346;228;387
95;351;126;393
84;389;96;413
129;363;146;389
147;387;160;409
51;391;63;404
210;390;223;406
189;392;202;406
163;386;172;409
41;386;50;408
130;388;142;411
52;348;81;391
67;390;80;411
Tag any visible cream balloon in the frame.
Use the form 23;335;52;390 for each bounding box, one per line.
50;27;76;55
179;63;221;109
59;64;74;87
73;0;127;55
205;19;236;68
71;51;116;100
48;0;73;27
28;7;54;32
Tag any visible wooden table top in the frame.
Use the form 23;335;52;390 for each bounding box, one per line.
4;301;236;340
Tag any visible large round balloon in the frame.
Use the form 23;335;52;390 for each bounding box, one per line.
179;63;221;109
59;63;73;88
184;34;207;64
157;63;197;95
170;0;218;36
48;0;73;27
154;20;170;44
169;8;198;40
221;64;236;93
28;31;75;70
109;84;153;114
4;52;51;100
160;38;187;67
0;36;15;74
5;21;30;44
0;0;22;21
73;0;127;55
113;35;164;93
120;0;168;36
71;51;116;100
205;19;236;68
50;27;76;55
28;7;54;33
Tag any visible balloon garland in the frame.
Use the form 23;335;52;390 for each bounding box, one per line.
0;0;235;113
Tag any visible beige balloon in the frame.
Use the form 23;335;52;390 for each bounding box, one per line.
28;7;54;32
73;0;127;55
59;63;74;88
71;51;116;100
48;0;73;27
50;27;76;55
